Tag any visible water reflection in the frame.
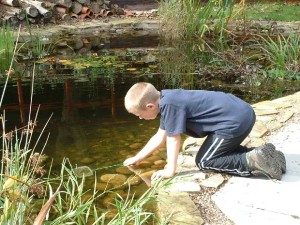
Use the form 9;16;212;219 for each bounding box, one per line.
1;34;300;218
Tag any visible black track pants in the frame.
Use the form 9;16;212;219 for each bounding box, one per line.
195;115;256;176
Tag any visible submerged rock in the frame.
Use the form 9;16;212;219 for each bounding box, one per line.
100;174;127;186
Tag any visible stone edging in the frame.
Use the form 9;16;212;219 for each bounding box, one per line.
156;91;300;225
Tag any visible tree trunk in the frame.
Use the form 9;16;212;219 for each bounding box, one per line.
0;0;21;7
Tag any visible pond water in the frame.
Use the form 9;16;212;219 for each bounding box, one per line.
1;32;300;220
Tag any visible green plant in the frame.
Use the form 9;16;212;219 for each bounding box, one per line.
19;16;53;59
260;33;300;79
0;25;16;75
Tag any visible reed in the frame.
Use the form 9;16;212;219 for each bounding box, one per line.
260;33;300;79
0;25;16;75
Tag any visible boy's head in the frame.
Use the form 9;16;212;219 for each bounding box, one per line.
124;82;160;120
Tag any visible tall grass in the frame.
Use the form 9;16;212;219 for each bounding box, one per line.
0;25;16;75
260;33;300;79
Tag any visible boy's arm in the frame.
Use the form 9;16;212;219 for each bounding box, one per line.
151;134;181;180
123;128;166;166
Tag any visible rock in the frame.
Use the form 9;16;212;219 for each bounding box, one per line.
116;166;134;175
254;108;279;116
100;174;127;186
81;157;95;164
126;175;141;186
103;196;115;208
200;174;225;188
140;170;156;178
250;121;268;138
137;160;152;168
157;192;204;225
182;137;205;151
129;143;143;149
73;166;93;178
146;155;161;162
241;137;251;146
163;181;201;192
248;138;266;148
267;121;283;131
278;110;294;123
96;182;113;191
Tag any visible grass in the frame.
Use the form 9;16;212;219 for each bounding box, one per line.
0;25;16;75
259;33;300;79
242;2;300;21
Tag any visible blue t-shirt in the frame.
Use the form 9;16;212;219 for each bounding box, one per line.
159;89;255;138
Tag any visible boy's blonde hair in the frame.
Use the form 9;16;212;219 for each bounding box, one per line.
124;82;160;112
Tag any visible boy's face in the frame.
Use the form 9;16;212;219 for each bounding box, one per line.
131;103;159;120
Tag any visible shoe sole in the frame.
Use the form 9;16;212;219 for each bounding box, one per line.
255;145;282;180
264;143;286;174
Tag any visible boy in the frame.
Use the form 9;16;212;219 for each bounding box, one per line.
123;82;286;181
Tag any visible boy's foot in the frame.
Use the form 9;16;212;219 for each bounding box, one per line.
263;143;286;174
246;144;282;180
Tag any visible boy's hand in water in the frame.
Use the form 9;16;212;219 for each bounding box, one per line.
123;156;140;166
151;169;174;181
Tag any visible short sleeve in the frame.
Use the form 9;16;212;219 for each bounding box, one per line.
160;104;186;136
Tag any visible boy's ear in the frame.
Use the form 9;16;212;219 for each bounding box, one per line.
146;103;155;109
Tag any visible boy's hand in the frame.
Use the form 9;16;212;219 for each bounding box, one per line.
123;156;140;166
151;169;174;181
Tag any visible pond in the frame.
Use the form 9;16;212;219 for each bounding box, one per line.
1;32;300;221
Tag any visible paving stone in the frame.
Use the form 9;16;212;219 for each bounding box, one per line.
182;137;205;151
278;110;294;123
248;138;266;148
180;155;197;168
254;108;279;116
266;121;283;131
293;104;300;113
163;181;201;192
200;174;225;188
191;171;207;181
241;136;251;146
252;101;291;110
250;122;268;138
157;191;204;225
256;115;274;122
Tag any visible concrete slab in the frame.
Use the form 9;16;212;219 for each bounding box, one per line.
213;121;300;225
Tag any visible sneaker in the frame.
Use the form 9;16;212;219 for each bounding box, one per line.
246;144;282;180
276;150;286;173
263;143;286;174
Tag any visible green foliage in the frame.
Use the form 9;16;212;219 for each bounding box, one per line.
243;2;300;22
260;33;300;79
0;25;16;74
19;16;55;59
